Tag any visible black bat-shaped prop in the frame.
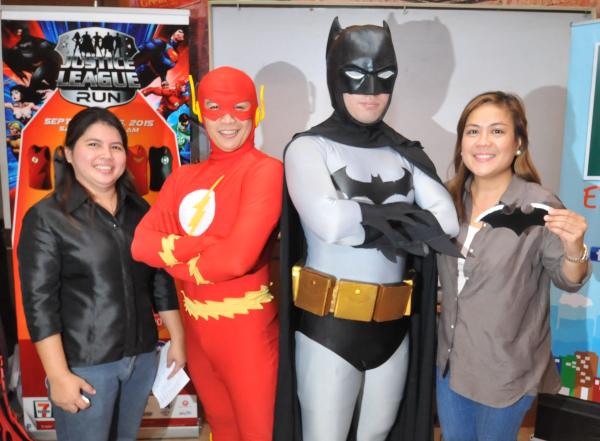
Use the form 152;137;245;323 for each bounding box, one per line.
331;166;412;204
477;203;551;236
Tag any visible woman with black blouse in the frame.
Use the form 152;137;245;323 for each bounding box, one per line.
18;107;185;441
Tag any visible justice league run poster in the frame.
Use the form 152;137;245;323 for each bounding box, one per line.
1;8;199;437
2;13;192;226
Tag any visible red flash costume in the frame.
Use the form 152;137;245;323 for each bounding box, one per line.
132;67;283;441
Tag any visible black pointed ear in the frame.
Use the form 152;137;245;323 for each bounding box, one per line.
326;17;343;55
383;20;391;36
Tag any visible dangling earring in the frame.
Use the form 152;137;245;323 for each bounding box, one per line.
516;149;522;156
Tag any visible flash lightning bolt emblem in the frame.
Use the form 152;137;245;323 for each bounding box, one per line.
188;255;211;285
158;234;180;267
188;175;224;233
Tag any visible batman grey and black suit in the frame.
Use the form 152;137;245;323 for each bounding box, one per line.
274;18;460;441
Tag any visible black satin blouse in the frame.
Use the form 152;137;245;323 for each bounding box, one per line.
17;181;178;367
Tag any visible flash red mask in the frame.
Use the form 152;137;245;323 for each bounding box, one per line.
197;66;258;124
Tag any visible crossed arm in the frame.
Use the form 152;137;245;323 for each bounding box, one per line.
132;161;284;285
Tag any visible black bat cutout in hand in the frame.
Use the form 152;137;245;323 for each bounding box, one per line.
476;203;552;236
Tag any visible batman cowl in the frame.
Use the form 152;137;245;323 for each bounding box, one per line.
326;17;397;125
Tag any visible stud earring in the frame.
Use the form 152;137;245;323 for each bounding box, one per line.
516;149;522;156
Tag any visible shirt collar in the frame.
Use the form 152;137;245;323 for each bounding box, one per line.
498;174;528;207
64;180;142;214
64;180;89;213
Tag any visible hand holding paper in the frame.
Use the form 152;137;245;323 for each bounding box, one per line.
152;341;190;408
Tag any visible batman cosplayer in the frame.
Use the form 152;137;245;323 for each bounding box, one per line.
274;18;460;441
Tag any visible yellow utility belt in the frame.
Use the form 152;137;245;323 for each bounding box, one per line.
291;265;412;322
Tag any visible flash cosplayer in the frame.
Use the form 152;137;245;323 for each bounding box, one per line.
132;67;282;441
274;18;460;441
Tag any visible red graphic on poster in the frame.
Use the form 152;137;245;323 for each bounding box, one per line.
584;185;600;208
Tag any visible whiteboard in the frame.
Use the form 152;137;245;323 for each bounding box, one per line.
210;3;592;192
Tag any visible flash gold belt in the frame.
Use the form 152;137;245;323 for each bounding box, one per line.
291;265;412;322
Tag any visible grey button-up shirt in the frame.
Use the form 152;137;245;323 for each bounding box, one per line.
437;175;591;407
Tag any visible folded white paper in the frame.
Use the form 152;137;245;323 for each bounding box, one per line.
152;340;190;408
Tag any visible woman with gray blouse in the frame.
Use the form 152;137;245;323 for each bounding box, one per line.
436;91;590;441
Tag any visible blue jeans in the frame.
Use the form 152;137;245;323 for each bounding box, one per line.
51;350;158;441
436;369;535;441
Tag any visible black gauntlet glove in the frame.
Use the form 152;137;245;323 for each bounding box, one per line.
357;202;461;258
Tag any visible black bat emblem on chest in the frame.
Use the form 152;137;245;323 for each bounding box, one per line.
331;166;412;204
477;204;550;236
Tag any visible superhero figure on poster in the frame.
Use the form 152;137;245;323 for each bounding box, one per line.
6;121;22;159
135;27;185;88
132;66;282;441
4;85;40;126
5;121;19;213
171;113;191;163
2;22;61;99
142;80;190;119
6;120;21;210
274;18;460;441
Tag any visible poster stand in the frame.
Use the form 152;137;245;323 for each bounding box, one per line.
1;5;199;439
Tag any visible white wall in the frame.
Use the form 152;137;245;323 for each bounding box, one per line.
211;5;591;192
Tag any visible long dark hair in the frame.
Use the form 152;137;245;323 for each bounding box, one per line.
9;84;40;104
55;107;134;214
447;91;541;222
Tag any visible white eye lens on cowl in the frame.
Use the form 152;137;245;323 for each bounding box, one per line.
377;70;395;80
344;70;365;80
